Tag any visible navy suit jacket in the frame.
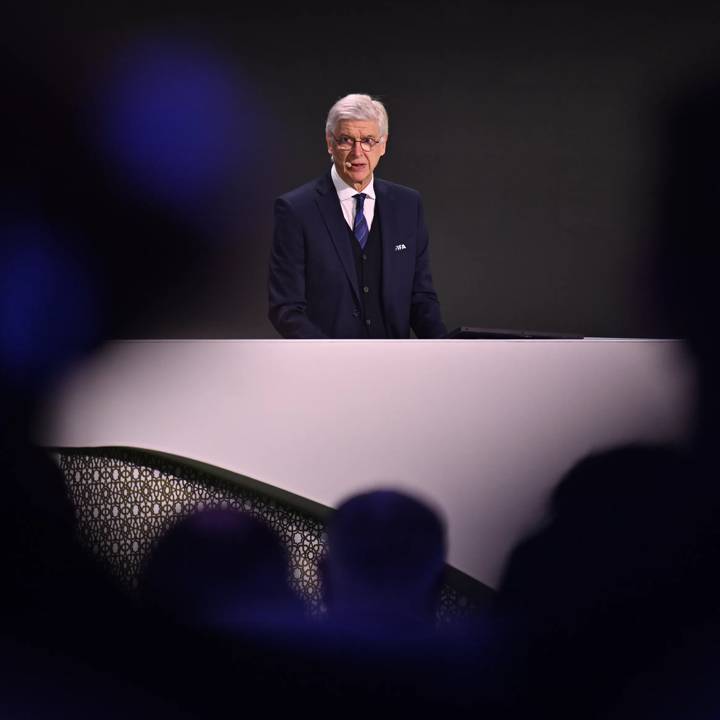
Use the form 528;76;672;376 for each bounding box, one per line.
268;172;446;339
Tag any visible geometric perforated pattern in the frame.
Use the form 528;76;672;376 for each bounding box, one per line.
53;448;482;622
56;449;326;610
437;583;475;624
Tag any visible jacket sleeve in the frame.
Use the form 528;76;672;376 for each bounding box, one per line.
410;195;447;339
268;197;328;339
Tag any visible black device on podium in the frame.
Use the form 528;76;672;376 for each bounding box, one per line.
446;326;584;339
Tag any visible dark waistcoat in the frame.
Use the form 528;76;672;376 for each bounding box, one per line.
347;209;387;338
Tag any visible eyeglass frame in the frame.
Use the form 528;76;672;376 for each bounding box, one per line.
330;133;386;152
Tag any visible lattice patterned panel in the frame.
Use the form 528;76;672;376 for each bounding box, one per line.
56;449;325;610
54;448;485;621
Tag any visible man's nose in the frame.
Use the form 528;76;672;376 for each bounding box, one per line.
349;140;363;156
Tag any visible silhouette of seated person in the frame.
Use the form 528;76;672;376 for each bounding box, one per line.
604;69;720;720
135;508;324;713
491;443;715;719
320;489;446;637
0;443;137;644
306;489;488;711
139;507;305;635
314;490;470;712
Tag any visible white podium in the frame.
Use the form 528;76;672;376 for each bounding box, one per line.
37;339;695;589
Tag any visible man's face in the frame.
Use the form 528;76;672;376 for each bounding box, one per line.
326;119;387;191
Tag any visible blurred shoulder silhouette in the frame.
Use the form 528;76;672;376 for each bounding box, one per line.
494;443;719;718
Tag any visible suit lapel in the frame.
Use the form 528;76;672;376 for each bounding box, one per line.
315;173;360;302
375;179;399;330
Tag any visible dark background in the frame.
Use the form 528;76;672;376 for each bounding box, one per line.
9;1;720;339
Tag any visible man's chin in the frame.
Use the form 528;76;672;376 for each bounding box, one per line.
346;172;370;188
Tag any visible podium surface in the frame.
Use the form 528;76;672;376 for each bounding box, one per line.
38;339;694;589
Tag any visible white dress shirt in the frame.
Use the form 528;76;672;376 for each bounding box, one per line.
331;164;376;231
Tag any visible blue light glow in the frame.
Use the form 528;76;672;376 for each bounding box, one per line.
94;36;253;214
0;221;101;384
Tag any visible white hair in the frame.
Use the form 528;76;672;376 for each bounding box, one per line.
325;93;389;137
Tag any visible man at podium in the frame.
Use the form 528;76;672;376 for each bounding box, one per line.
269;93;446;339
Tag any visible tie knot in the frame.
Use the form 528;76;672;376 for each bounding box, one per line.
354;193;367;209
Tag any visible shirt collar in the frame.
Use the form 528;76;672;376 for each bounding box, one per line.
331;163;376;201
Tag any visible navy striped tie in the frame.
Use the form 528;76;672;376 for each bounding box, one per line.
353;193;369;249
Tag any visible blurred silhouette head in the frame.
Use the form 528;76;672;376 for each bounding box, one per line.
499;444;702;625
494;443;712;717
139;508;303;632
321;490;446;631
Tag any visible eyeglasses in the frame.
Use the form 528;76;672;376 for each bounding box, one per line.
331;133;385;151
